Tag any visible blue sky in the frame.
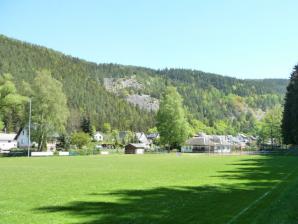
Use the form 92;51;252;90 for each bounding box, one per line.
1;0;298;79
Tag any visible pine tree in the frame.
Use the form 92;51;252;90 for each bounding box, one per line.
81;117;93;136
282;65;298;144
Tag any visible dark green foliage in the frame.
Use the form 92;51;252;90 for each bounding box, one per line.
0;34;287;134
56;134;71;150
81;117;93;136
282;65;298;144
0;35;155;132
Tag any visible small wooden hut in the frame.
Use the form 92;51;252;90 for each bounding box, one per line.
124;143;146;154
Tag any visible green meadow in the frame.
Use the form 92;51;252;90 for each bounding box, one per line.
1;154;298;224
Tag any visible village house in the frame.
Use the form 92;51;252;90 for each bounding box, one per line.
146;133;160;144
135;132;150;148
182;133;232;153
46;133;60;151
16;128;30;148
93;132;104;142
124;143;146;154
16;127;60;151
0;133;18;151
226;135;247;149
236;133;250;144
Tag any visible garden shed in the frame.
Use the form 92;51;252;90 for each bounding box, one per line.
124;143;146;154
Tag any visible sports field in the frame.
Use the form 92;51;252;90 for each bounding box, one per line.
1;154;298;224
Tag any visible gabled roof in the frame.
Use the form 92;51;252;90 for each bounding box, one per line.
146;133;159;139
186;136;214;146
94;132;103;136
15;128;24;139
0;133;17;141
135;132;150;144
186;135;232;146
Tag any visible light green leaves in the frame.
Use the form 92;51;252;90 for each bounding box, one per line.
157;86;190;149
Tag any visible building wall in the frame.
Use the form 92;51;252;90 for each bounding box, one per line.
17;129;30;148
94;134;103;142
125;148;135;154
181;146;193;153
214;145;231;153
182;145;231;153
124;145;145;154
0;140;17;150
135;149;144;154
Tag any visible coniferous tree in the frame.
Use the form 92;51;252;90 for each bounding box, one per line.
81;117;93;136
0;34;288;134
282;65;298;144
56;134;71;150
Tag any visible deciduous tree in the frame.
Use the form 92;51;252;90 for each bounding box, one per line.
259;106;282;145
31;70;69;151
157;86;190;149
71;132;91;149
0;73;27;132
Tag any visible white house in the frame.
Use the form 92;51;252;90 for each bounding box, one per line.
0;133;18;151
182;133;232;153
93;132;104;142
135;132;150;148
16;127;56;151
16;128;30;148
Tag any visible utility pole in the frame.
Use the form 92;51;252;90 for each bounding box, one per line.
28;98;31;157
270;121;273;151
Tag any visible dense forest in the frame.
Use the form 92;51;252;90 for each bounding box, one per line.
0;34;288;134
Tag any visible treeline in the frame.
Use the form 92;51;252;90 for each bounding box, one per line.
0;35;155;132
0;34;288;135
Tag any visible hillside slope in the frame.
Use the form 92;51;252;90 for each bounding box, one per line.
0;34;288;133
0;35;156;131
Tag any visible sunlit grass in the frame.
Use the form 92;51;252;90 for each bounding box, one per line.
0;154;297;223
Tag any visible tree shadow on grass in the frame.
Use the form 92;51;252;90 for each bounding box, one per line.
35;155;297;224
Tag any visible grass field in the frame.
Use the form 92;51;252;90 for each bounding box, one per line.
1;154;298;224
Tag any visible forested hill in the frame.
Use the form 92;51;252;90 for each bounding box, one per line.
0;34;288;134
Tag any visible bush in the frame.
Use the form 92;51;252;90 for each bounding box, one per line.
71;132;91;149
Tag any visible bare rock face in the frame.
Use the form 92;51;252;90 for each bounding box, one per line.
126;94;159;112
104;77;159;112
104;78;143;93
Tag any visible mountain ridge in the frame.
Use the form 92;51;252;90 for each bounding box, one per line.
0;34;288;134
0;34;288;82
